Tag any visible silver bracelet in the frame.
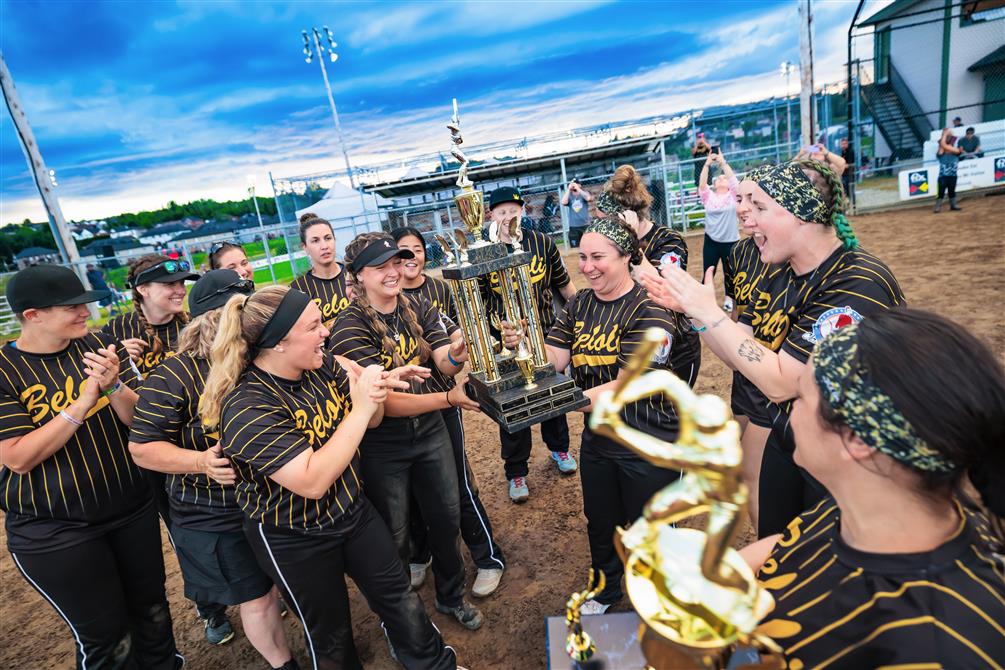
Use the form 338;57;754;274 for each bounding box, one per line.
59;410;84;427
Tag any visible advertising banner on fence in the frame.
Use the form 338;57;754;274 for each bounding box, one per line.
898;154;1005;200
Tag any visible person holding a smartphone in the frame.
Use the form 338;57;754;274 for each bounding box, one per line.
698;151;740;302
562;178;593;247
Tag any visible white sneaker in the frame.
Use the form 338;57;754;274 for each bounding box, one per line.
409;558;431;589
472;567;504;597
579;599;610;615
508;477;529;503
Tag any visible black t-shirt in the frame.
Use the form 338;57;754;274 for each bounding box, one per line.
756;497;1005;669
402;276;459;394
129;352;242;532
219;355;362;533
546;284;682;456
740;246;904;426
958;135;980;153
102;310;184;381
290;266;351;328
640;224;688;272
0;334;149;552
329;297;452;438
724;236;773;421
485;230;571;331
840;143;855;166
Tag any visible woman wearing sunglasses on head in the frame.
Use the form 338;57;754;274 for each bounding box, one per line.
199;285;461;670
208;241;255;282
330;233;485;629
392;226;507;598
290;213;351;328
128;270;298;670
0;265;182;669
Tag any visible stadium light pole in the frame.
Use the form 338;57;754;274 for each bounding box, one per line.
780;61;797;149
301;26;369;219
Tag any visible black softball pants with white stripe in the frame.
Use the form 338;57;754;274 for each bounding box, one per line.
10;504;181;670
409;407;506;570
245;501;456;670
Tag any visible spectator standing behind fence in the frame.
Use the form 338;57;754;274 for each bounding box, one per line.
839;138;855;197
691;133;711;187
698;152;740;308
958;127;982;159
935;128;963;213
562;179;593;247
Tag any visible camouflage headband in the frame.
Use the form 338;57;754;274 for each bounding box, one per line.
812;324;955;474
585;217;635;257
596;191;622;216
746;162;830;225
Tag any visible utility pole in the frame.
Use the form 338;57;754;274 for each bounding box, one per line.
1;51;98;320
780;62;797;151
798;0;816;147
301;26;370;222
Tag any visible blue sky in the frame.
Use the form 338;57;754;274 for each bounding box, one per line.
1;0;867;224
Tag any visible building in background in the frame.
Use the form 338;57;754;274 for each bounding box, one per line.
14;246;60;269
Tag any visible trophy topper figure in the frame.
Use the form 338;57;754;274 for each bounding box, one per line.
448;98;472;190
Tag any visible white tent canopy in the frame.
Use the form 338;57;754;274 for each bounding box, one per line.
294;182;390;232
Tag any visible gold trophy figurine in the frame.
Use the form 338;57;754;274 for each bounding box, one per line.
586;328;784;670
513;332;537;390
566;570;606;664
448;98;488;246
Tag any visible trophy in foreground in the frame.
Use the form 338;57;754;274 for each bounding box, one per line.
437;99;588;432
582;329;783;669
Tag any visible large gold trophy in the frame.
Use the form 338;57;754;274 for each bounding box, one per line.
579;329;784;669
437;100;587;432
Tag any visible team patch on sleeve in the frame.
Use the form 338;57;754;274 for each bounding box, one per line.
659;252;682;269
651;329;674;365
802;306;863;345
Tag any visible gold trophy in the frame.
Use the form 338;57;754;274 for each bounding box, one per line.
581;328;784;670
565;570;606;664
437;99;587;432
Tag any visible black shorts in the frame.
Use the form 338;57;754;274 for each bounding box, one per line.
172;525;273;606
731;371;771;426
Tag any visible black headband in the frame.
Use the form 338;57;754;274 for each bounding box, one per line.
255;289;311;349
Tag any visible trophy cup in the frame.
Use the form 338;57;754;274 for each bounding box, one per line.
437;99;588;432
580;328;784;670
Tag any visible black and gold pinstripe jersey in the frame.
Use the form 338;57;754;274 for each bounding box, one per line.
290;266;351;328
219;355;361;532
724;236;766;312
640;224;688;271
755;497;1005;669
739;246;904;428
546;284;682;455
0;334;148;551
101;310;185;380
725;236;772;421
402;275;459;394
129;352;241;532
485;230;571;331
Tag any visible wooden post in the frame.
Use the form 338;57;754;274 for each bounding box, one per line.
1;51;98;320
798;0;816;147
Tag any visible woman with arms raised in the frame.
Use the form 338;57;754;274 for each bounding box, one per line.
199;284;460;670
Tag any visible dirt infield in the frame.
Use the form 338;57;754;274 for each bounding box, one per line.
3;194;1003;669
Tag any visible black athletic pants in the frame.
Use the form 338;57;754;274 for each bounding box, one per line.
702;235;735;277
569;226;586;248
10;504;181;670
499;413;570;480
579;428;681;606
245;502;456;670
361;413;466;608
756;424;829;538
149;469;227;622
937;175;958;200
410;407;506;570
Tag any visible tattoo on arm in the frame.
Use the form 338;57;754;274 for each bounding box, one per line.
738;339;765;363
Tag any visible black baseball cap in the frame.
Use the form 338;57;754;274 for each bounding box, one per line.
348;237;414;273
188;269;255;318
6;264;111;312
488;186;524;211
131;259;200;287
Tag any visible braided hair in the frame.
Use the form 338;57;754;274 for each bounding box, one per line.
343;232;433;367
127;253;190;357
797;160;859;250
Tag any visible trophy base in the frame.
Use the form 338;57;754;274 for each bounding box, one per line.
466;363;589;433
442;246;532;280
544;612;763;670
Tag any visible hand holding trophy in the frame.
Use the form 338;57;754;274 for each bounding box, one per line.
578;328;783;669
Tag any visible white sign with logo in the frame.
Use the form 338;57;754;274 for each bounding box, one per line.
898;153;1005;200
